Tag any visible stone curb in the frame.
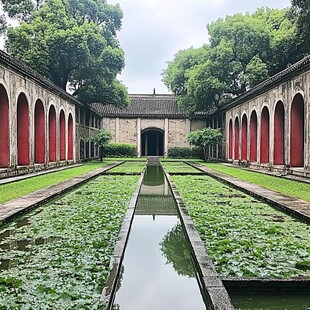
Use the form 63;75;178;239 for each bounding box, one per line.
188;163;310;224
0;162;125;226
163;168;234;310
100;169;146;310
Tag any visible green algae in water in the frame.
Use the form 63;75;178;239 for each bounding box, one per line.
171;175;310;278
0;175;139;309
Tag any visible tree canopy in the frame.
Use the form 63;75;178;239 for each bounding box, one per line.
162;8;301;115
292;0;310;50
187;128;222;162
2;0;129;107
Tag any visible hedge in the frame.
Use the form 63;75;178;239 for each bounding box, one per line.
167;147;203;159
104;143;137;157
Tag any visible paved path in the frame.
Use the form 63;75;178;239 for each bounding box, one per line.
189;163;310;224
0;162;123;225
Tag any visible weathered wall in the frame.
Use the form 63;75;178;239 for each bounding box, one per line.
102;117;206;156
222;69;310;174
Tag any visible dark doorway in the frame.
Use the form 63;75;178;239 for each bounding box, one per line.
141;129;164;156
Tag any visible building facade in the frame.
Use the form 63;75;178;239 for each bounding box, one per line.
207;55;310;177
91;95;206;157
1;49;310;179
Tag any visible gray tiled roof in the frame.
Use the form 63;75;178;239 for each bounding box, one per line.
90;94;207;119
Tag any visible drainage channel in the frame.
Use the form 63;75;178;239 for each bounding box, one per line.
111;164;209;309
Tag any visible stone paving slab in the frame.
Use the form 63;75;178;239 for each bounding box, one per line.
189;163;310;223
0;162;124;225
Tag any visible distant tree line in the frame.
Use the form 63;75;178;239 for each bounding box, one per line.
163;4;310;115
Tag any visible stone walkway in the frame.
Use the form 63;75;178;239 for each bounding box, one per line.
189;163;310;224
0;162;123;225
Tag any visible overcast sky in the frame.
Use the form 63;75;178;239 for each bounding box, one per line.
108;0;292;94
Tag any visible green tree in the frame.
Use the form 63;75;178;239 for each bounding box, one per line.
4;0;129;107
187;128;222;162
292;0;310;52
89;129;112;162
163;8;299;115
160;223;195;278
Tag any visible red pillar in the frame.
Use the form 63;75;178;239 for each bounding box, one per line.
290;94;304;167
228;120;233;159
49;105;56;162
241;115;247;160
250;111;257;162
17;94;30;165
274;101;285;165
0;85;9;168
234;118;239;160
260;107;270;164
68;114;73;160
60;110;66;161
35;100;45;163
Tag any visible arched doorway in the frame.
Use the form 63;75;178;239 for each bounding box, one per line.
80;139;84;160
241;114;247;161
234;117;239;160
141;128;164;156
290;94;304;167
0;85;9;168
260;106;270;164
59;110;66;161
48;105;56;162
228;119;233;159
68;114;73;160
274;101;285;165
17;93;30;165
35;100;45;163
250;111;257;162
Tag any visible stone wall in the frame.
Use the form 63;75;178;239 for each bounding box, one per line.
102;117;205;156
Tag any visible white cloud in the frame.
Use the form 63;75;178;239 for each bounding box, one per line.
109;0;291;94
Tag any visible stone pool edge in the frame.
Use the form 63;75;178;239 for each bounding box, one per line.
0;161;125;226
164;168;235;310
100;167;146;309
187;162;310;224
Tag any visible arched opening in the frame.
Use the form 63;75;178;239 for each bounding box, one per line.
80;139;84;160
48;105;56;162
17;93;30;165
274;101;285;165
241;114;248;161
141;128;164;156
290;94;304;167
228;120;233;159
250;111;257;162
0;85;9;168
260;106;270;164
68;114;73;160
34;100;45;163
90;142;94;157
234;118;239;160
59;110;66;161
85;141;89;158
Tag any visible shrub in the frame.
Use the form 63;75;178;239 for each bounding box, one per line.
104;143;137;157
168;147;203;159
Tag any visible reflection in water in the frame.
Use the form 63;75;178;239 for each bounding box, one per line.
160;223;195;277
113;165;206;309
